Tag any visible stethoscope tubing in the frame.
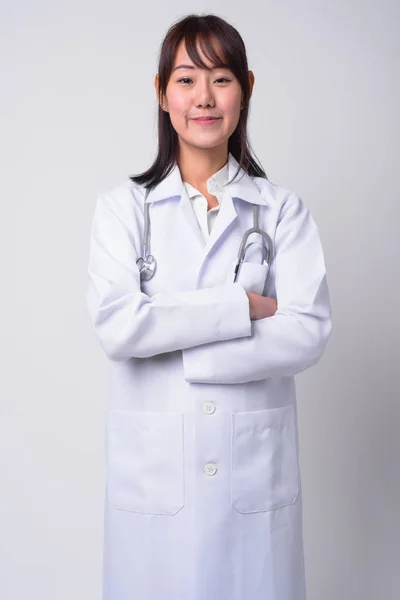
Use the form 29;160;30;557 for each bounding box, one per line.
138;187;273;283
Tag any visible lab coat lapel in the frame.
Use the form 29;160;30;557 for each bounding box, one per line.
201;190;237;261
179;186;208;250
145;153;268;273
146;163;206;258
177;189;238;271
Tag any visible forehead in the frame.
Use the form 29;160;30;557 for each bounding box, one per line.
172;36;225;69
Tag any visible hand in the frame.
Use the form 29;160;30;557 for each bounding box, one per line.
246;293;278;320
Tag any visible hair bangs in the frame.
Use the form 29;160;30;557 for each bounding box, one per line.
183;29;231;71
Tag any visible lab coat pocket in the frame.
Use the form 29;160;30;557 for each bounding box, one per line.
234;261;269;295
231;404;299;513
106;410;184;515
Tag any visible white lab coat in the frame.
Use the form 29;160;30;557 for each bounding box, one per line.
86;152;332;600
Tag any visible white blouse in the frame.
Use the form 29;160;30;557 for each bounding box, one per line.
182;160;229;242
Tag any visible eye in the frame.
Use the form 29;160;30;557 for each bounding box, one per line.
177;76;232;84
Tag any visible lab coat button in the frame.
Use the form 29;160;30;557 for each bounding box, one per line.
204;463;217;476
203;402;216;414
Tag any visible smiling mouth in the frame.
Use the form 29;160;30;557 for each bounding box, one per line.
192;117;221;124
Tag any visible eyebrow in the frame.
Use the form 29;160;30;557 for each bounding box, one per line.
172;64;230;72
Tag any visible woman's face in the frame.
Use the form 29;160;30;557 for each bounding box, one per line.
155;38;253;151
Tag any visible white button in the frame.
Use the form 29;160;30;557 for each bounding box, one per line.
202;402;216;414
204;463;217;476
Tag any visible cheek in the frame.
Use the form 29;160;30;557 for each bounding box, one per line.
221;91;242;115
167;91;189;114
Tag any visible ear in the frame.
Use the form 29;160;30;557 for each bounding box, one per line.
154;74;164;108
248;70;255;99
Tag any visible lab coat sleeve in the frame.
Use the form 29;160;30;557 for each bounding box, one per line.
86;193;252;360
181;193;333;383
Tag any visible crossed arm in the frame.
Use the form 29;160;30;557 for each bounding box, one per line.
86;191;332;380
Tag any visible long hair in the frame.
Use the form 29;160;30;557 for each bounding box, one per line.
130;13;267;190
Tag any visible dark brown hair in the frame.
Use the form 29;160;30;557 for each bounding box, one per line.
130;13;267;190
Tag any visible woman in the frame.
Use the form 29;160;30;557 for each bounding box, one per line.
86;13;332;600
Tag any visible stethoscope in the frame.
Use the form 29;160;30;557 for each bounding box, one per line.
136;186;273;283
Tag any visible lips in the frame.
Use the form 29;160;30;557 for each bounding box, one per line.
192;117;221;123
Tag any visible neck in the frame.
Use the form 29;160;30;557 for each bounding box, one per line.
177;143;228;193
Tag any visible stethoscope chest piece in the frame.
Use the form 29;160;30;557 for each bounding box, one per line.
136;254;157;281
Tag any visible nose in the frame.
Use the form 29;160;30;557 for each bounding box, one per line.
194;78;215;108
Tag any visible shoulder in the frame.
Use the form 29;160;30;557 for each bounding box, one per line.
90;180;147;252
94;179;146;221
97;178;145;206
252;176;307;215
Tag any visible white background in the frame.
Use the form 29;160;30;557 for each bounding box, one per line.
3;1;400;598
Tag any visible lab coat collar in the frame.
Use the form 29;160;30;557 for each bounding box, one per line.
145;152;267;206
184;159;229;199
